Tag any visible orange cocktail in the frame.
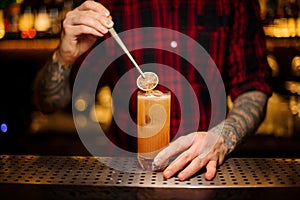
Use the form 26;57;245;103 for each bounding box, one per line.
137;90;171;171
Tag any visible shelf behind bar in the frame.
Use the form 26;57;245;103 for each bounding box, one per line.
1;38;300;51
266;37;300;48
0;39;60;51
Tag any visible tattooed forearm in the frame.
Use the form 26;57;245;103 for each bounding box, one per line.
210;91;268;153
34;57;72;113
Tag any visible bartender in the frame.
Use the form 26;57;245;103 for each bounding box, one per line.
34;0;272;181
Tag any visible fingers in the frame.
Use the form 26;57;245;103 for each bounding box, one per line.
171;155;205;181
64;13;110;36
76;1;113;28
162;134;202;179
63;1;113;37
164;155;218;181
205;160;217;180
77;0;110;17
153;133;196;167
161;132;226;181
163;150;197;180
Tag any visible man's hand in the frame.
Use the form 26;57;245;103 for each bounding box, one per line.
153;131;228;181
57;0;114;65
153;91;268;181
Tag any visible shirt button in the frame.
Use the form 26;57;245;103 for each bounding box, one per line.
170;41;177;48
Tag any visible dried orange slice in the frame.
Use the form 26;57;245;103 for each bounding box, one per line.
136;72;159;91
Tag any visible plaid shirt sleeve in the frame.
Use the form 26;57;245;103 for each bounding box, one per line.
225;0;272;101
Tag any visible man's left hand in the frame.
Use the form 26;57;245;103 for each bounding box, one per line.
153;131;228;181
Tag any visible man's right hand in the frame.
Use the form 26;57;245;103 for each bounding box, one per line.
56;0;114;66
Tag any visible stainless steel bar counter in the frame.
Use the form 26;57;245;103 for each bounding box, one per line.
1;155;300;199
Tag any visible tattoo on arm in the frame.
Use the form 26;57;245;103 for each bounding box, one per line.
210;91;268;154
34;59;72;113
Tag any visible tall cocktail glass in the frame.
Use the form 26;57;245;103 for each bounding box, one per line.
137;90;171;171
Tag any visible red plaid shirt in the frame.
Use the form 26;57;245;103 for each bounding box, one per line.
72;0;272;151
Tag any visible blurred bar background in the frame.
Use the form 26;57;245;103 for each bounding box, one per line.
0;0;300;158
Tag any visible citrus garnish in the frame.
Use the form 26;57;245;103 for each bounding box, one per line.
136;72;159;91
